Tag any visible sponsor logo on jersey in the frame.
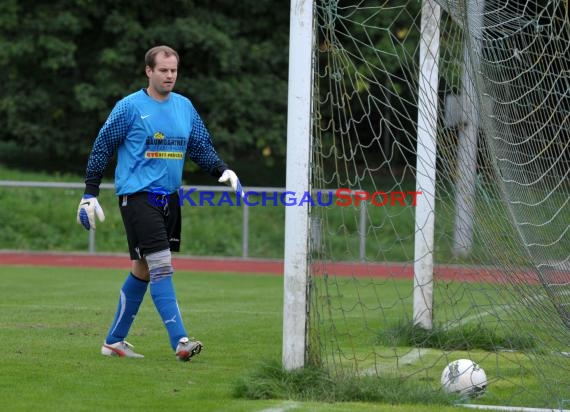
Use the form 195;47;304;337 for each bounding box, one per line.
145;151;184;159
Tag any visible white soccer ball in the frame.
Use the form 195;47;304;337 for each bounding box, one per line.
441;359;487;398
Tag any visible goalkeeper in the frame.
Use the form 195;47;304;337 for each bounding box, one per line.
77;45;243;361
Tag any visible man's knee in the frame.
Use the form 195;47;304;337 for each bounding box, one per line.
131;259;150;281
145;249;173;282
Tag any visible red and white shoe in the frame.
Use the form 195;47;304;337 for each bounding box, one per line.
101;341;144;358
175;337;202;361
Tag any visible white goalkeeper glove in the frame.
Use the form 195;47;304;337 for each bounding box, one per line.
218;169;244;197
77;195;105;230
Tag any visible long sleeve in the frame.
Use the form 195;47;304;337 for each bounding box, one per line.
84;101;131;196
186;109;228;178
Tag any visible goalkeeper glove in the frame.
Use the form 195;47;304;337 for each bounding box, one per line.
77;194;105;230
218;169;244;197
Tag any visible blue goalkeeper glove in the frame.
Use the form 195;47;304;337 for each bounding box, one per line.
77;194;106;230
218;169;244;197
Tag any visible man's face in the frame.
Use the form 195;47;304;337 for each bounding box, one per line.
146;52;178;98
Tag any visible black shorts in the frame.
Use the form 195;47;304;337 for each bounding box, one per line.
118;191;181;260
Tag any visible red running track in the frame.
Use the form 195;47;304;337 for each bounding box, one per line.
0;251;543;284
0;251;283;275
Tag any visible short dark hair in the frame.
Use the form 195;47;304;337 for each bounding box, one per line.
145;45;179;68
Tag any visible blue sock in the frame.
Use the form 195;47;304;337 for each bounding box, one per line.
150;275;188;351
105;273;148;344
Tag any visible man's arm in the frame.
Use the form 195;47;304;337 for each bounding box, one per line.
186;109;228;178
84;101;131;196
78;101;130;230
186;110;244;196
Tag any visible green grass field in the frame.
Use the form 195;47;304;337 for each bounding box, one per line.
2;166;567;410
0;265;476;412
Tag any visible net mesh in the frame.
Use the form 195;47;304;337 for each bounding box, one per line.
308;0;570;407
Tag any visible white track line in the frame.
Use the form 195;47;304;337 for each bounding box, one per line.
360;347;432;375
461;404;570;412
399;347;431;365
258;401;300;412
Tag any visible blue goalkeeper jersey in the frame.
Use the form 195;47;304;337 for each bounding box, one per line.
85;89;227;196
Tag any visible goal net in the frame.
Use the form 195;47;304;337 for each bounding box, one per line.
303;0;570;408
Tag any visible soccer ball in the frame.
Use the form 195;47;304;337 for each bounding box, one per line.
441;359;487;398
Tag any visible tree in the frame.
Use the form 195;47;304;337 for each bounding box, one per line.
0;0;290;178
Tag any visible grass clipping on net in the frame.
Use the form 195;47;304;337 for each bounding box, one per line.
233;360;455;405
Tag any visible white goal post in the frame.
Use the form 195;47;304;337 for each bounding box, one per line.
283;0;448;368
282;0;314;370
282;0;570;407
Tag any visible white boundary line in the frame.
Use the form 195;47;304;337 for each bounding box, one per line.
359;347;433;376
258;401;300;412
461;404;569;412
